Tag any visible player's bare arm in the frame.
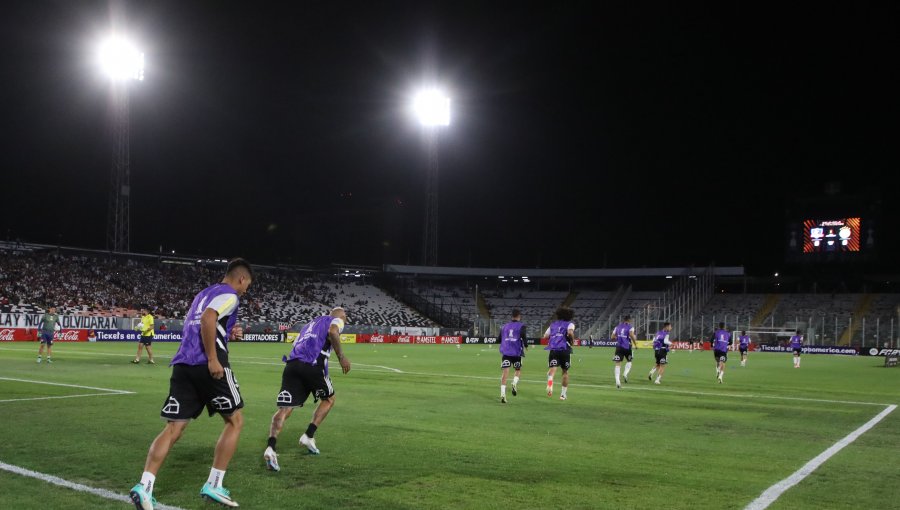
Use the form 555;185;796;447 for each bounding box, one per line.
329;325;351;374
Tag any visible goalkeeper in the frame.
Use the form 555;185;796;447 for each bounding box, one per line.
132;307;156;364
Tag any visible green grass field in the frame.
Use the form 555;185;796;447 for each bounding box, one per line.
1;342;898;510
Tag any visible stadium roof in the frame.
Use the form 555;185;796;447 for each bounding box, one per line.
383;264;744;278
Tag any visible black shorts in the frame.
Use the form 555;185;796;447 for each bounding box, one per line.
160;357;244;420
613;346;633;363
714;350;728;362
140;335;154;346
276;359;334;408
547;350;571;371
40;332;54;345
654;349;668;365
501;355;522;370
793;347;802;355
739;346;748;354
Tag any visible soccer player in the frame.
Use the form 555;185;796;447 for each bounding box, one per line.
129;258;253;510
738;330;751;367
790;329;804;368
133;307;156;364
263;307;351;472
542;306;575;400
36;305;60;364
611;315;638;388
712;322;731;383
648;322;673;384
499;309;527;403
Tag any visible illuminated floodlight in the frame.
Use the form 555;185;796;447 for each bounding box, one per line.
412;89;450;126
99;36;144;81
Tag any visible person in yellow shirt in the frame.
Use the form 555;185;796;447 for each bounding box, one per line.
132;307;156;364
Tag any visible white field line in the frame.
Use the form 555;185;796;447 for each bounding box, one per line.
0;377;135;403
0;460;186;510
0;376;134;394
745;404;897;510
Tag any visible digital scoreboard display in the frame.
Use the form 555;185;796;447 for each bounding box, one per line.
802;217;861;253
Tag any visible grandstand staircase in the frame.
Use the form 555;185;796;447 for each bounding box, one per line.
539;291;579;335
584;285;629;338
838;293;876;345
751;294;780;327
475;287;491;320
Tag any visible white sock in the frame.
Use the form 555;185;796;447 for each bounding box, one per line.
614;366;621;385
624;362;632;377
797;358;801;367
140;472;156;494
718;370;724;380
208;468;226;488
560;386;567;398
512;376;519;386
655;375;661;383
649;367;657;376
500;384;506;397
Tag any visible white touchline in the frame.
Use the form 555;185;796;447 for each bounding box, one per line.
744;404;897;510
0;377;135;394
0;460;187;510
0;393;133;403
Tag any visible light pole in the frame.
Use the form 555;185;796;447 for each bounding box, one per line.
412;89;450;266
99;36;143;253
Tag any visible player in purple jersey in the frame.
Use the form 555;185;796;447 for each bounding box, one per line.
789;329;803;368
648;322;673;384
611;315;638;388
711;322;731;383
129;259;253;510
499;309;527;403
738;330;751;367
263;307;351;471
542;306;575;400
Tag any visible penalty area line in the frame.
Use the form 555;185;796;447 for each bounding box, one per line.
744;404;897;510
0;460;187;510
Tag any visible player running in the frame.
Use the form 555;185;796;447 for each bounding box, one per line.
648;322;673;384
790;329;804;368
499;309;527;403
263;307;351;472
129;259;253;509
542;306;575;401
612;315;638;388
712;322;731;383
738;330;750;367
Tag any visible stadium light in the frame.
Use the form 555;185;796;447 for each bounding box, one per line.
411;86;450;266
100;34;144;253
412;89;450;126
98;36;144;81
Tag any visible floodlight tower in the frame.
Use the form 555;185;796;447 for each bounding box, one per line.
412;89;450;266
99;36;143;253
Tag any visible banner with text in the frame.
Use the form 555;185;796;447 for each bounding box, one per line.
0;313;124;330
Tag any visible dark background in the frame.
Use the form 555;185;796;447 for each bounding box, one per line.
1;1;897;275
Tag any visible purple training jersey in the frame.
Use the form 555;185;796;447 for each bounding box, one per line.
287;315;344;376
790;334;803;348
613;322;634;349
170;283;240;366
499;320;525;357
653;329;670;350
544;320;574;351
713;329;731;351
739;335;750;347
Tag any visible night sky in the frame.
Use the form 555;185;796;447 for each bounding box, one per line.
2;1;897;275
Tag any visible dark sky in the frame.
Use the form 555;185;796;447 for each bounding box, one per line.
2;1;898;275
